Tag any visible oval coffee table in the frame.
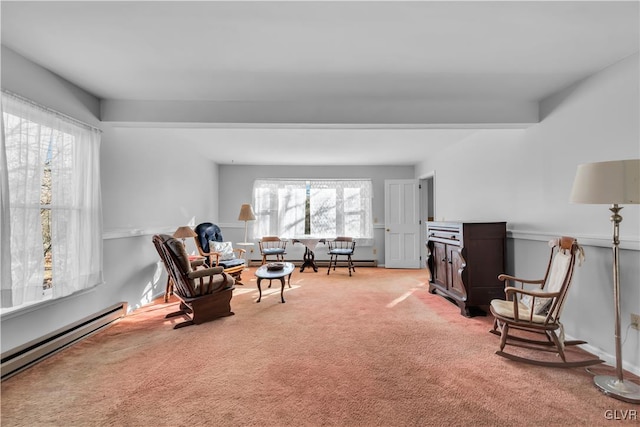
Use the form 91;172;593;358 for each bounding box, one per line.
254;262;295;303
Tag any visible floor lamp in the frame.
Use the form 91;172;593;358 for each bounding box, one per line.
570;158;640;404
237;204;256;269
238;203;256;244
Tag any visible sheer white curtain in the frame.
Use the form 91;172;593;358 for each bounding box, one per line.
253;180;306;239
310;180;373;244
1;92;103;309
49;118;103;299
0;103;13;307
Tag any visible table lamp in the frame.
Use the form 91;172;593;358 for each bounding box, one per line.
173;225;197;248
238;204;256;244
570;158;640;404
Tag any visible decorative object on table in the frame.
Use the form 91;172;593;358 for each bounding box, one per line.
267;262;285;271
327;237;356;276
489;236;603;368
259;236;287;264
193;222;246;285
238;203;256;243
570;158;640;404
173;225;197;247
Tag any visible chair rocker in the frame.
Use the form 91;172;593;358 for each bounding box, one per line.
489;236;603;368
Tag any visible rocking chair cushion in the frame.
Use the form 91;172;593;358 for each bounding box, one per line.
490;299;549;324
262;247;285;255
218;258;245;269
522;251;572;314
165;235;192;273
329;248;354;255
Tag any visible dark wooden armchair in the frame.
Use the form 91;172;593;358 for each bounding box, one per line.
153;234;235;329
489;236;603;368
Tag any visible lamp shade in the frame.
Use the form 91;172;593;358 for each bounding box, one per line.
173;226;197;239
238;204;256;221
570;159;640;205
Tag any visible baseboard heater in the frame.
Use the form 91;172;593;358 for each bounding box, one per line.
1;302;127;381
248;260;378;268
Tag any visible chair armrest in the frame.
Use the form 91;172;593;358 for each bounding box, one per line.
188;266;224;279
503;287;560;322
196;248;214;257
208;252;222;266
233;248;246;256
498;274;544;285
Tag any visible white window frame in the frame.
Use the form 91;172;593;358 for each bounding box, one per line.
1;92;103;312
252;179;373;245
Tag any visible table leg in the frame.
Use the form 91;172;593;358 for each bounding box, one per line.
300;247;318;272
256;278;263;303
279;277;286;303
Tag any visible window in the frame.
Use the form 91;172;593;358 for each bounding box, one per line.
1;92;103;311
252;179;373;244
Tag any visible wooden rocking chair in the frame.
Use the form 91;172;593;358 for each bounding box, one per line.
489;236;604;368
153;234;235;329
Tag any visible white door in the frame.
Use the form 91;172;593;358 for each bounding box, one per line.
384;179;421;268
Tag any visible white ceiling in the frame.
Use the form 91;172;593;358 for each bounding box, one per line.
2;1;638;165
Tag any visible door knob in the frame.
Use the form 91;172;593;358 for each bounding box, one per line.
386;228;390;232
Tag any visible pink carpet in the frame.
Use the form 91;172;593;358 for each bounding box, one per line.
2;267;638;426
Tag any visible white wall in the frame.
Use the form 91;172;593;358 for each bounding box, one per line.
415;54;640;373
1;46;100;127
217;164;414;264
100;125;220;312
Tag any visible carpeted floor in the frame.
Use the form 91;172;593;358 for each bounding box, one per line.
1;267;638;426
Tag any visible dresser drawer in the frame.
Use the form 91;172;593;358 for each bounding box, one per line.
427;223;462;245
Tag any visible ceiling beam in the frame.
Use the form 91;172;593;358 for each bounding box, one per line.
101;98;538;128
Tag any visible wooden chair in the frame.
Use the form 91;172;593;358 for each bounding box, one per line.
193;222;246;285
327;237;356;276
489;236;603;368
153;234;235;329
258;236;287;265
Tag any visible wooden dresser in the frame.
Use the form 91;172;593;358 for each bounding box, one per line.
426;221;506;317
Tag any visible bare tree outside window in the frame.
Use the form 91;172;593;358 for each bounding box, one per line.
253;179;373;241
2;93;103;311
41;156;52;289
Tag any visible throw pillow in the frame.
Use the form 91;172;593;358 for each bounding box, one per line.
210;241;236;260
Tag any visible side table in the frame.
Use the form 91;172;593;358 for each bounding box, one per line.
254;262;295;303
236;242;254;269
292;237;326;272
